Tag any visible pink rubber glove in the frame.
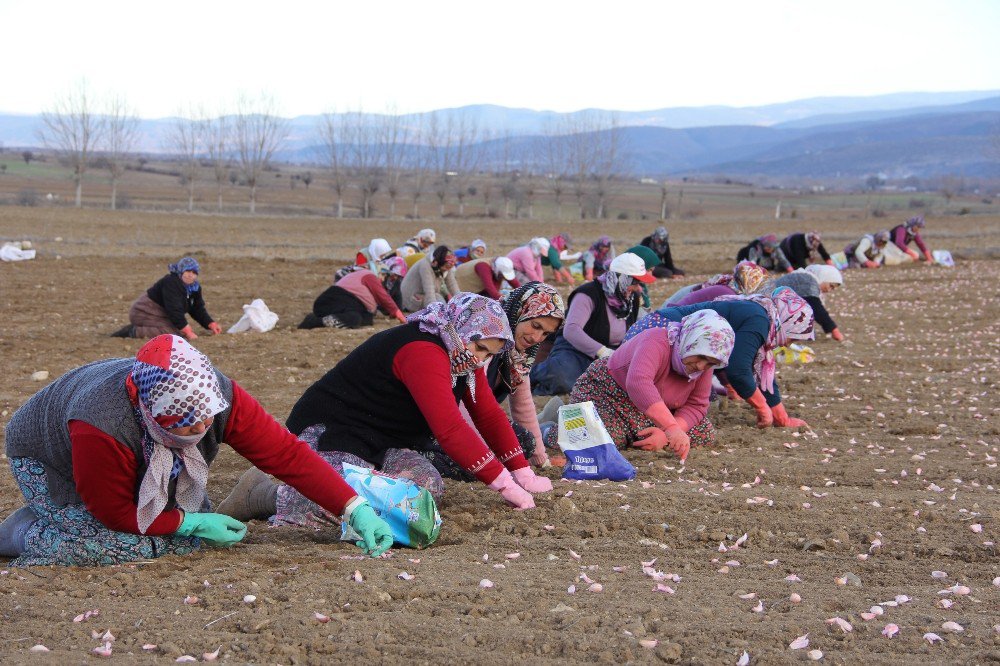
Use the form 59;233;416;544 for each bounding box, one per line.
825;259;835;267
863;260;879;269
830;328;845;342
512;466;553;493
633;427;667;451
746;389;773;428
395;311;408;324
488;469;535;510
905;248;920;260
771;403;809;428
923;251;934;264
180;325;199;340
665;427;690;461
208;322;223;335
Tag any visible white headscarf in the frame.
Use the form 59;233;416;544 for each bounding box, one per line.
805;264;843;286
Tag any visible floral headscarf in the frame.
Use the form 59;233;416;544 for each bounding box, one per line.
665;310;735;381
168;256;201;294
126;335;229;534
650;226;670;255
715;287;814;393
804;231;822;249
598;268;635;319
431;246;456;274
550;233;572;252
384;255;407;277
757;234;780;251
703;273;735;288
407;293;513;403
499;282;565;388
733;261;769;294
905;215;925;230
590;235;613;256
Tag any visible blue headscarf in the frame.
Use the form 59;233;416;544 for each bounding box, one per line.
168;256;201;294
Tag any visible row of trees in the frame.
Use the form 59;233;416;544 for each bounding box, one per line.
39;84;629;218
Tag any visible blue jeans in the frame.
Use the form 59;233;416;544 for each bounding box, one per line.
529;336;593;396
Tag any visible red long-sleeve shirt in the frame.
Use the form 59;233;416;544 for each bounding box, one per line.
472;262;520;299
69;381;359;536
392;342;529;483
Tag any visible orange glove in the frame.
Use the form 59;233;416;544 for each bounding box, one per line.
664;427;690;461
863;260;879;268
208;322;223;335
923;251;934;264
180;325;199;340
725;383;744;402
905;248;920;260
825;259;835;266
746;390;773;428
771;403;809;428
395;311;408;324
633;427;667;451
830;328;844;342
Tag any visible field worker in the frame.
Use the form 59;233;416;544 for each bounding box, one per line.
422;283;565;474
771;265;845;341
670;261;770;307
889;216;934;264
582;235;616;280
0;335;394;566
455;255;521;299
507;237;550;284
530;252;653;396
627;287;814;429
844;230;890;268
639;225;686;279
298;263;408;330
397;228;436;259
625;244;661;309
400;246;460;312
545;310;735;461
225;294;549;521
111;256;222;341
780;231;834;269
736;234;793;273
541;233;576;284
454;239;487;264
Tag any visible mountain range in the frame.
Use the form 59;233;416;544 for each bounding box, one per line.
1;91;998;180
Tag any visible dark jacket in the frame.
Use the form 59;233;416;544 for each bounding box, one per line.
146;273;214;330
780;233;831;270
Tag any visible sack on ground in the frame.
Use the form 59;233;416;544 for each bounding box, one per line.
829;251;849;270
339;462;442;549
1;242;36;262
557;401;636;481
932;250;954;267
227;298;279;333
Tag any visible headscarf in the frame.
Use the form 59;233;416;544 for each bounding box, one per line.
499;282;565;388
905;215;925;230
431;245;456;273
665;310;736;381
804;264;843;287
804;231;822;249
598;268;635;319
590;235;613;257
529;237;550;257
368;238;392;260
733;260;769;294
874;230;891;245
703;273;735;288
126;335;229;534
715;287;814;393
384;255;408;278
650;226;670;254
757;234;780;251
470;239;487;254
550;233;572;252
418;228;436;243
168;257;201;294
407;293;513;403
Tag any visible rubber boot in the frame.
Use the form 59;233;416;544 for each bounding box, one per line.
217;468;278;521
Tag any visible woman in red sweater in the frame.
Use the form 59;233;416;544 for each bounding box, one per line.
0;335;393;566
220;293;549;527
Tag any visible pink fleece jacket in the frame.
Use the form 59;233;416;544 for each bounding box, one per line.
507;245;544;283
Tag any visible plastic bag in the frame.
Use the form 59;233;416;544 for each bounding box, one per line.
932;250;954;267
829;251;849;270
557;401;636;481
775;343;815;365
226;298;279;333
1;242;36;262
339;462;442;549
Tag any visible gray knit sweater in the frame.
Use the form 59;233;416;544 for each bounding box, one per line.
5;358;233;507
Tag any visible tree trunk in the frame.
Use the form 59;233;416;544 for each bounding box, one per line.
249;184;257;214
337;198;344;219
389;198;396;219
111;178;118;211
75;178;83;208
217;184;223;212
458;200;465;216
528;204;534;219
439;202;445;216
660;192;668;219
188;182;195;213
504;199;510;218
556;201;562;219
412;200;419;219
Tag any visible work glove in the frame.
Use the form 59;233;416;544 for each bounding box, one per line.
175;512;247;547
394;311;408;324
180;325;199;340
746;389;774;428
208;322;223;335
345;500;394;557
633;426;667;452
770;403;809;428
725;383;744;402
825;259;835;266
905;248;920;260
596;346;615;360
512;466;553;493
923;251;934;264
488;469;535;510
863;260;879;269
830;328;845;342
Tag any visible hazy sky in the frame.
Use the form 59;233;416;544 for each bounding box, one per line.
2;0;998;118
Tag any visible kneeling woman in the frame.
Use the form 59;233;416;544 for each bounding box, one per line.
627;288;815;429
243;294;551;526
298;264;408;329
548;311;735;462
0;335;393;566
115;256;222;340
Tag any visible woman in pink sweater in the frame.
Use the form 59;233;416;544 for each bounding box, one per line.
551;310;735;462
507;239;549;284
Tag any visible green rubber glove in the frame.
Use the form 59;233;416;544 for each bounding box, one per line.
347;502;394;557
175;512;247;547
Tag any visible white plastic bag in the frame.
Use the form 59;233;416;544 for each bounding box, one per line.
557;401;636;481
1;242;36;262
226;298;279;333
931;250;954;267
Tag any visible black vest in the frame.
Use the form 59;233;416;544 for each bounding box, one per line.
286;323;467;465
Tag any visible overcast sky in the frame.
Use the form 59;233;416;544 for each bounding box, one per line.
2;0;998;118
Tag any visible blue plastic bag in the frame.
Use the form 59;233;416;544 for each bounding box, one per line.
339;463;442;548
557;402;636;481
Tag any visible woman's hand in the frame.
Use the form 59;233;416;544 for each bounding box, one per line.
633;427;667;451
208;322;223;335
664;426;690;461
180;325;199;340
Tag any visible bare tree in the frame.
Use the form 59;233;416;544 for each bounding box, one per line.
540;123;568;219
381;106;410;219
561;112;627;219
451;119;482;217
343;109;383;219
659;182;670;219
167;109;204;212
318;111;349;218
103;95;141;210
232;93;288;214
39;82;105;207
204;112;230;212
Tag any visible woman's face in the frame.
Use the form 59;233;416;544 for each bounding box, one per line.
626;284;644;296
681;355;721;376
180;270;199;285
819;282;838;294
466;337;506;365
513;315;561;351
168;416;214;436
472;246;486;258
